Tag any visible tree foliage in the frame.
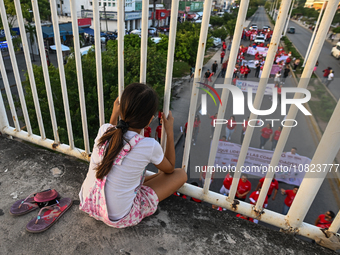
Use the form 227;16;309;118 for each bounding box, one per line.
24;35;167;149
0;0;51;28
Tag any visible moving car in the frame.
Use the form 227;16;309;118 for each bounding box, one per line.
287;27;295;34
331;42;340;59
254;36;265;44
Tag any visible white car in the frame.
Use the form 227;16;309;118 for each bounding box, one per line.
151;37;162;44
148;27;157;35
331;42;340;59
130;29;141;36
250;25;258;30
211;37;222;47
254;36;265;43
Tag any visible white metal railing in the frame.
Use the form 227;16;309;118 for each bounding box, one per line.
0;0;339;241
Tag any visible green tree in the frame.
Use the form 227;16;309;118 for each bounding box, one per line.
24;34;167;149
225;19;237;36
210;16;224;27
211;26;228;41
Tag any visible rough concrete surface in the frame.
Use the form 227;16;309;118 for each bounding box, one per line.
0;136;336;255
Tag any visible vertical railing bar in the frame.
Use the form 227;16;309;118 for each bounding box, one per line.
0;0;32;135
117;0;125;99
93;0;105;126
70;0;90;154
50;0;75;149
160;0;179;151
0;50;20;131
283;0;295;36
302;0;326;67
228;0;292;201
329;210;340;233
140;0;149;84
256;0;338;213
203;0;250;195
182;0;213;173
31;0;60;143
14;0;46;139
0;83;9;132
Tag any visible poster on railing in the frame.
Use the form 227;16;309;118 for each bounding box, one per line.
213;141;312;186
235;80;274;95
247;47;269;56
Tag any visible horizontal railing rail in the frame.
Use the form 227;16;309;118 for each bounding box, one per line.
0;0;339;241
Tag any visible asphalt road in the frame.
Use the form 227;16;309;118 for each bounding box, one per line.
177;7;340;232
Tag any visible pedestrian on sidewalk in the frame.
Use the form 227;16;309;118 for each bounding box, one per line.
271;126;281;151
293;59;300;71
259;123;273;149
220;51;225;64
322;67;331;83
212;61;218;75
282;64;290;83
192;115;201;146
204;69;211;83
190;65;195;80
313;60;319;73
221;59;228;77
225;116;237;141
326;70;334;87
144;126;152;137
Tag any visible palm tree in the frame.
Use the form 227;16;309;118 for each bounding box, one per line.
25;23;36;62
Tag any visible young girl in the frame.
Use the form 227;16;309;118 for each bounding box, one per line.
79;83;187;228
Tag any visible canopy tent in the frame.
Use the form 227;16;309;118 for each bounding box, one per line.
49;44;70;51
83;27;106;37
42;23;85;39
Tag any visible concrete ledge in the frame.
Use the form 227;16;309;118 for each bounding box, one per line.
0;136;336;254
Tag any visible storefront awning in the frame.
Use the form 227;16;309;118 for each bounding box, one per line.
42;23;85;39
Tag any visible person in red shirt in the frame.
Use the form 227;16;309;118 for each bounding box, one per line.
239;64;246;79
236;214;254;222
222;42;226;51
315;211;335;229
271;126;282;150
220;51;225;64
190;182;202;203
209;113;217;138
225;116;237;141
259;42;264;47
249;188;268;208
144;126;152;137
259;123;273;149
236;174;251;201
221;59;228;77
220;172;233;195
255;176;279;200
155;118;162;143
281;186;299;215
244;65;250;79
212;204;223;211
173;192;187;199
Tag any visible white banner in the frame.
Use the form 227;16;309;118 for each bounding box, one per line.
235;80;274;95
276;55;289;63
214;141;312;186
241;60;258;69
247;47;268;56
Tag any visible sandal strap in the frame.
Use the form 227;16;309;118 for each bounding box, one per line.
35;200;60;224
18;192;37;209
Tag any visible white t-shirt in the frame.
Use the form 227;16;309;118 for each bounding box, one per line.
328;73;334;80
80;124;164;221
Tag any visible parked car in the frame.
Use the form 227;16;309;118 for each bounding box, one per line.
211;37;222;47
148;27;157;35
158;25;169;32
331;42;340;59
151;37;162;44
254;36;265;43
287;27;295;34
250;24;258;30
130;29;142;36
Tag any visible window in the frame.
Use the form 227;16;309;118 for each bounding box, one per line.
57;4;60;8
104;2;107;6
61;0;64;4
99;2;101;6
90;2;92;5
108;3;111;6
112;3;115;7
81;5;84;10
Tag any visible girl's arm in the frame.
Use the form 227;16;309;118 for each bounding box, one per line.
110;98;120;125
155;112;175;174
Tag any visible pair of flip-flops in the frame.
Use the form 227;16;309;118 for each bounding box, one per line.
10;189;73;233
